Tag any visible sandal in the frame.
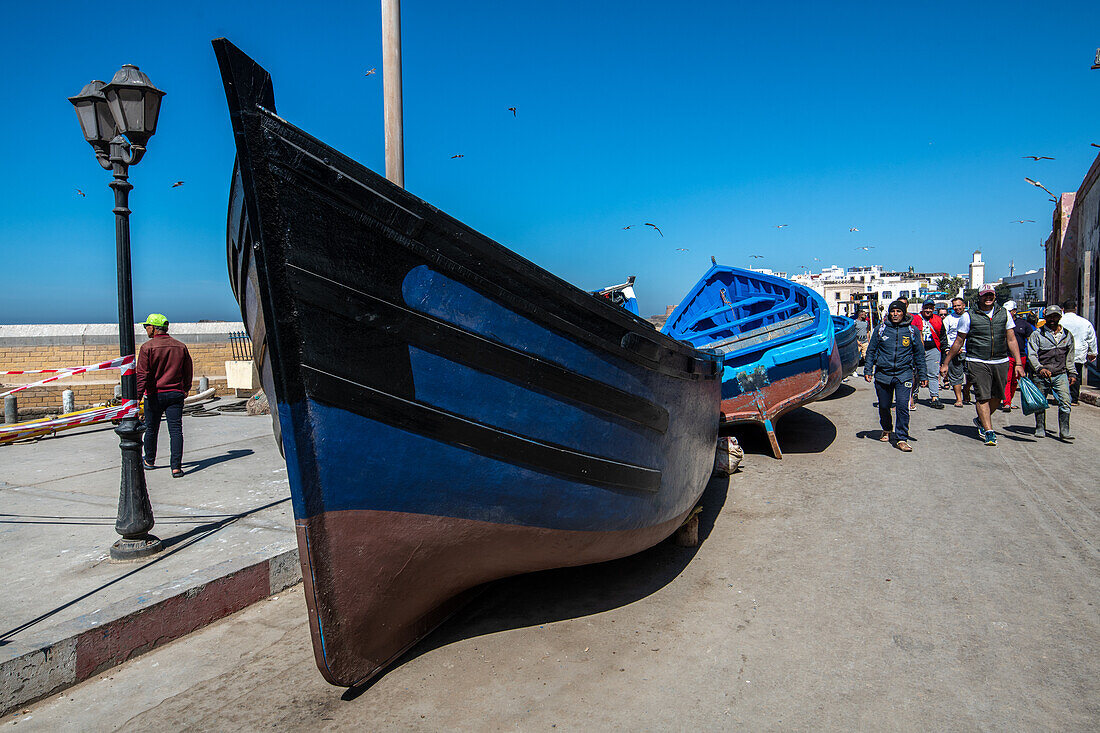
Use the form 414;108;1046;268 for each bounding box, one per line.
897;441;913;452
171;469;184;478
879;431;891;442
142;459;155;470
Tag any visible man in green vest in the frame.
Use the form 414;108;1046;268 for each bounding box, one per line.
939;285;1025;446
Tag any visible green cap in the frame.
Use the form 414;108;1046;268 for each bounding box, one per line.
143;313;168;328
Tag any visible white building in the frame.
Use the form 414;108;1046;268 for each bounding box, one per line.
969;251;985;291
1000;268;1045;305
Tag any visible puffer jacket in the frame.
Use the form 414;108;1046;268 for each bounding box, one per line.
863;313;926;384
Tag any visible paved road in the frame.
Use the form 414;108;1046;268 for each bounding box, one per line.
4;380;1098;730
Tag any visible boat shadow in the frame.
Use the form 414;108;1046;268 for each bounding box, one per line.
343;473;730;699
820;383;856;401
720;406;837;457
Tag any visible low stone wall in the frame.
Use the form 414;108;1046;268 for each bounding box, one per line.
0;323;246;419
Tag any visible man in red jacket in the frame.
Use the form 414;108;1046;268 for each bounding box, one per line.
910;299;947;409
136;313;193;477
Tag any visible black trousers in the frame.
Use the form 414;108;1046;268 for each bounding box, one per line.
143;391;185;470
1071;363;1083;403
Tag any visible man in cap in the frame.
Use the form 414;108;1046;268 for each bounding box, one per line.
864;300;927;452
136;314;193;477
942;297;968;407
1027;305;1075;439
911;299;947;409
1058;301;1098;404
940;285;1025;446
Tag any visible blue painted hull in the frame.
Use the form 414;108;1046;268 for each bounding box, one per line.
832;316;860;379
215;40;722;687
662;264;839;456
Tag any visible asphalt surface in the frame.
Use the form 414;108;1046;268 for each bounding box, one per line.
3;380;1098;730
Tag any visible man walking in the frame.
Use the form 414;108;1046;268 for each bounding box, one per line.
1059;301;1097;404
942;297;968;407
940;286;1025;446
912;299;947;409
864;300;927;452
1002;300;1034;411
855;310;870;364
1027;305;1076;440
136;313;193;478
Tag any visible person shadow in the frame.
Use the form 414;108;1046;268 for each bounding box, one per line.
181;448;254;474
342;472;731;699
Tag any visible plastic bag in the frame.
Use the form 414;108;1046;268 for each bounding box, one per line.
714;436;744;475
1018;377;1048;416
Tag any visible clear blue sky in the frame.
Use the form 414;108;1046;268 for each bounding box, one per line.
2;0;1099;323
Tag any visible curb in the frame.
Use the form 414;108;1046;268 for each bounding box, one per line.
0;547;300;716
1078;386;1100;408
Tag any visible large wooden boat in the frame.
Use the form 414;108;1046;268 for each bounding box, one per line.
214;39;722;687
832;316;860;379
662;261;840;458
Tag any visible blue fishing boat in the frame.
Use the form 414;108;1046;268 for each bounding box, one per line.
592;276;640;316
662;261;841;457
832;315;860;379
214;39;722;688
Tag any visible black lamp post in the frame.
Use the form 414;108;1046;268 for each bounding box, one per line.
69;65;166;561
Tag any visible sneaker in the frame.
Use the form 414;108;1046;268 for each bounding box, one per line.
930;399;945;410
984;430;998;446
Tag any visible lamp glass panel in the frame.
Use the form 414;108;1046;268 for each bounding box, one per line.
118;88;145;132
73;101;97;141
143;93;162;135
94;100;116;140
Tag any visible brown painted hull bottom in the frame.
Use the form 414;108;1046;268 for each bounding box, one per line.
719;343;843;458
295;507;695;687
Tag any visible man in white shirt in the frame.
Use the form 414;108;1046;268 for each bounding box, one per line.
940;286;1025;446
1059;301;1098;404
941;297;968;407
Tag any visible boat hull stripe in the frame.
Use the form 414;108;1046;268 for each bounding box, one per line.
300;365;663;493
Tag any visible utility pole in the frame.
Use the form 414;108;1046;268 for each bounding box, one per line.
381;0;404;187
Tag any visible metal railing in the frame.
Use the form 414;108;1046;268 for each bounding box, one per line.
228;331;254;361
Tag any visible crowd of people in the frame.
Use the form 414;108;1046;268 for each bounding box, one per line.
856;287;1097;450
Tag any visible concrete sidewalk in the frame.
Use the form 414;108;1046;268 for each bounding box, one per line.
0;401;297;714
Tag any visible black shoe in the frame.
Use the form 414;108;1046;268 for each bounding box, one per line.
171;468;184;478
930;399;945;410
142;459;156;470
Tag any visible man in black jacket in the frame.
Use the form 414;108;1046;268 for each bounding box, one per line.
864;301;927;452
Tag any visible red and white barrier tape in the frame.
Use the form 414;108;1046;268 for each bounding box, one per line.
0;400;138;443
0;355;134;398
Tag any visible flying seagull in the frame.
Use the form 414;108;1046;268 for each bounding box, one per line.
450;154;464;159
1011;219;1035;223
507;107;516;117
644;222;663;237
849;227;859;232
675;247;689;252
749;254;764;259
75;188;85;197
1021;155;1054;161
855;246;874;251
774;224;788;229
1024;176;1056;201
171;181;184;188
364;68;376;76
1092;143;1100;148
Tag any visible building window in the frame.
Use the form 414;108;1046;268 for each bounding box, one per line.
900;290;910;299
882;291;892;299
835;292;841;300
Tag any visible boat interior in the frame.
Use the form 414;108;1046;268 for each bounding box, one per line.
664;267;823;356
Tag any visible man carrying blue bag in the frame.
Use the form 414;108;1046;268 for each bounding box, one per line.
1026;304;1076;440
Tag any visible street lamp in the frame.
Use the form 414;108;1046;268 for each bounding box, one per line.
69;65;165;561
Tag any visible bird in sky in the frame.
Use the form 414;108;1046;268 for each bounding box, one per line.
1092;143;1100;148
364;68;376;76
1011;219;1036;223
507;107;516;117
644;223;663;237
749;254;764;259
675;247;689;252
450;154;464;159
75;188;85;197
1025;176;1057;201
1021;155;1054;161
171;181;184;188
813;257;821;261
855;246;874;251
849;227;859;232
775;224;788;229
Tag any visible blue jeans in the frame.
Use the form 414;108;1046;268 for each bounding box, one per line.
1035;373;1072;415
143;391;185;471
912;348;940;400
875;378;912;441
